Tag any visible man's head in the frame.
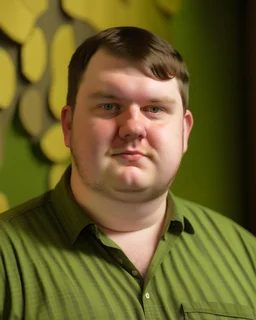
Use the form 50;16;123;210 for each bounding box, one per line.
61;26;193;203
66;26;189;111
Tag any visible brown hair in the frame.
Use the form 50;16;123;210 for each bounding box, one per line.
67;26;189;110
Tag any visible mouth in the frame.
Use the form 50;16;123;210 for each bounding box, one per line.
112;150;145;161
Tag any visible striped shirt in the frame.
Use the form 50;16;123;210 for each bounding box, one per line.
0;169;255;319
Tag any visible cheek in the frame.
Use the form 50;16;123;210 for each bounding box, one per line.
90;120;117;144
74;118;116;152
148;123;183;149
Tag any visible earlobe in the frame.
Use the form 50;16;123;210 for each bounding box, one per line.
183;110;193;152
61;105;72;148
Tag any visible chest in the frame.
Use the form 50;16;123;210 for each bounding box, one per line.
6;237;255;320
117;239;157;277
103;231;160;277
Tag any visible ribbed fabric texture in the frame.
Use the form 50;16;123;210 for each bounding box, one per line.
0;169;255;319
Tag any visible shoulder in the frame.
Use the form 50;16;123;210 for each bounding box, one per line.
173;194;254;236
0;191;59;272
0;191;53;234
173;195;256;266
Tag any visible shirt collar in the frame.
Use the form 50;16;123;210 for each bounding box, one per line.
166;191;195;236
50;167;195;245
50;166;94;245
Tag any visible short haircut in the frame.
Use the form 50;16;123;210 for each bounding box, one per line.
67;26;189;110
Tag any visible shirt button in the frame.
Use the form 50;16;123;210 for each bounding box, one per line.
145;292;150;299
117;258;123;264
132;270;138;276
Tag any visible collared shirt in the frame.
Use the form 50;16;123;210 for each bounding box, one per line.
0;169;255;319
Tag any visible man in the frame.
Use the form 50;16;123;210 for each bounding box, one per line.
0;26;255;319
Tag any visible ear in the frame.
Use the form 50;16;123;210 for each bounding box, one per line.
183;109;193;153
61;105;73;148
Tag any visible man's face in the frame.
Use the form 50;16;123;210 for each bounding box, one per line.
62;49;193;202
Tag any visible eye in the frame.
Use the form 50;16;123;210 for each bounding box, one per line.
143;106;163;115
102;103;119;111
148;106;162;113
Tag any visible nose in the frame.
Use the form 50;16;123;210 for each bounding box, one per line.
118;106;147;142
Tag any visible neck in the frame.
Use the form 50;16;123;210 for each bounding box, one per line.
70;171;169;233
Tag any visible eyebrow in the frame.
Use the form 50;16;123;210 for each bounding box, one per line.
88;90;177;105
88;91;120;100
147;97;177;105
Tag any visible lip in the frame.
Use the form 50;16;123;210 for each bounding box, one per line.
112;150;145;161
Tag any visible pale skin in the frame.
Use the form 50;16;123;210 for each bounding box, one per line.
61;49;193;276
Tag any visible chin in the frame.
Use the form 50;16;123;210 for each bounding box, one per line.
108;185;167;203
117;177;151;191
116;167;150;183
110;174;148;189
114;183;148;192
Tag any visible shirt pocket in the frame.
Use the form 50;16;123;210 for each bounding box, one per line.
181;301;255;320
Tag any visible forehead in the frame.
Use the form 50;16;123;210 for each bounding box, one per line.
79;49;182;104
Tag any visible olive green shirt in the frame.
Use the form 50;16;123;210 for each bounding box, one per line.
0;169;256;319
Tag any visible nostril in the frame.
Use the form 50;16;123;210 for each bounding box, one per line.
118;120;146;141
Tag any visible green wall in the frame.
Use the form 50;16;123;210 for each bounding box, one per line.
171;1;243;224
0;113;49;206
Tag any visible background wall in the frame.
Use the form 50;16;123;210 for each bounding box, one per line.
170;0;245;225
0;1;246;228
